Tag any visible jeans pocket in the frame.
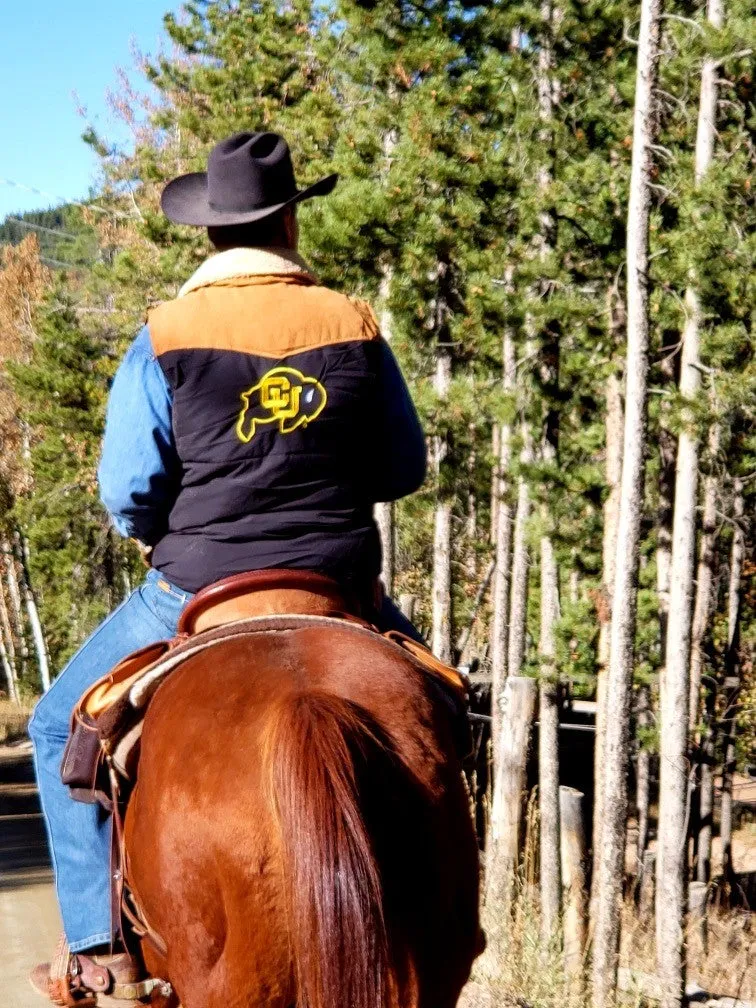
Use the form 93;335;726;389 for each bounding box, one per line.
141;577;189;634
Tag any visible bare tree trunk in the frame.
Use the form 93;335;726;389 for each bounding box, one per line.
2;536;29;675
0;619;17;703
697;680;717;884
657;347;676;655
690;433;718;882
490;329;517;699
592;343;624;926
532;0;563;940
690;427;719;732
491;422;501;546
591;0;662;1001
539;674;562;942
374;116;399;596
655;22;722;973
375;501;395;597
432;507;453;662
485;676;538;917
508;432;533;677
538;353;562;943
14;531;50;692
121;565;132;601
686;0;724;724
568;565;578;605
465;430;478;582
431;347;453;662
456;560;494;663
636;684;652;872
376;264;396;595
657;351;701;1007
0;584;18;686
599;336;625;675
673;0;729;923
721;476;743;887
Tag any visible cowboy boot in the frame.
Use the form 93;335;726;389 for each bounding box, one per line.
29;935;171;1006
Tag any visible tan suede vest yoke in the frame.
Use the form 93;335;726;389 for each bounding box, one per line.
148;273;380;360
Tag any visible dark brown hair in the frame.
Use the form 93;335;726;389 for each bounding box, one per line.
207;210;290;250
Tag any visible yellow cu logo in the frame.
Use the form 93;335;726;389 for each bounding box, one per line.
236;366;327;443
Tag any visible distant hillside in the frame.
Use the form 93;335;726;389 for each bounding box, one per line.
0;206;98;269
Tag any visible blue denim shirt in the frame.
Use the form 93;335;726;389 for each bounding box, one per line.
98;326;426;545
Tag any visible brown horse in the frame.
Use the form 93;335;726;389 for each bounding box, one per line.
124;623;482;1008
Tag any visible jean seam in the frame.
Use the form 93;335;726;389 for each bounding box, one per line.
148;595;185;633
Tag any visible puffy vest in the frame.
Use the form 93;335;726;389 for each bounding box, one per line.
148;270;384;593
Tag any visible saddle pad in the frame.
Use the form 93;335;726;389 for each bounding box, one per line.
130;614;467;708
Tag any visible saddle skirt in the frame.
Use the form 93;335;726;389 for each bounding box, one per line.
61;570;468;802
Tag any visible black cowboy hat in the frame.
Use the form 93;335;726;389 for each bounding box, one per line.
161;131;338;227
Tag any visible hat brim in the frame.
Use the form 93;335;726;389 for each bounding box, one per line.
160;172;338;226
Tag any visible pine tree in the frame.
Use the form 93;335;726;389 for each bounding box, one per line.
592;0;664;1002
9;287;125;668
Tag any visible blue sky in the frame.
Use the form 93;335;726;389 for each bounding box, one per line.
0;0;170;221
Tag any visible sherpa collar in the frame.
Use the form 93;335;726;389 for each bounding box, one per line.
179;247;315;298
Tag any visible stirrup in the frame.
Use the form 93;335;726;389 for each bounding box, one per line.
29;935;172;1006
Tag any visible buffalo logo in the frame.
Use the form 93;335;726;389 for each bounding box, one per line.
236;367;327;443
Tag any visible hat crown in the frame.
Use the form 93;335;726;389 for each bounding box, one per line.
207;132;297;213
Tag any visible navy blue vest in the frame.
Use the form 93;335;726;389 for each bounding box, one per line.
147;272;384;593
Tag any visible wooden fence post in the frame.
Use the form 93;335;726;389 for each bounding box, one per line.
398;594;417;622
485;676;537;917
688;881;708;964
639;849;656;916
560;786;588;990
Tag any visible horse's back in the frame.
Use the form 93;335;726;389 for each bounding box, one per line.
125;625;480;1008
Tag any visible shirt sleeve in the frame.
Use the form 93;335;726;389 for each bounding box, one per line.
368;339;427;502
98;325;179;546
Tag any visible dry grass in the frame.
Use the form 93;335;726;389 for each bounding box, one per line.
620;894;754;1002
471;804;755;1007
0;696;33;744
473;881;753;1007
474;882;596;1008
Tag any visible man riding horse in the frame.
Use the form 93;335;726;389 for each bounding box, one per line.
29;132;428;1005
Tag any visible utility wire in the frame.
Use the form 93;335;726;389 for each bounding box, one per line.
0;177;136;220
40;256;90;269
4;216;81;241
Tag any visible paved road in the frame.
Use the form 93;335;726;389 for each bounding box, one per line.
0;742;61;1008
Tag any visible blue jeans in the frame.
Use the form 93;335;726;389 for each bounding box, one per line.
28;571;421;951
28;569;192;951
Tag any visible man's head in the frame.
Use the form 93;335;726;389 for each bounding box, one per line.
207;205;298;252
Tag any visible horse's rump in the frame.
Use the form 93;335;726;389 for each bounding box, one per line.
124;625;480;1008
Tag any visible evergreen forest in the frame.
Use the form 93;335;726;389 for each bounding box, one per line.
0;1;753;1006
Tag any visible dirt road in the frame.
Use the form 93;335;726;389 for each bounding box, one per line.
0;741;61;1008
1;735;493;1008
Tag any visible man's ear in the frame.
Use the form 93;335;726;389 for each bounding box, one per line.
284;207;299;249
